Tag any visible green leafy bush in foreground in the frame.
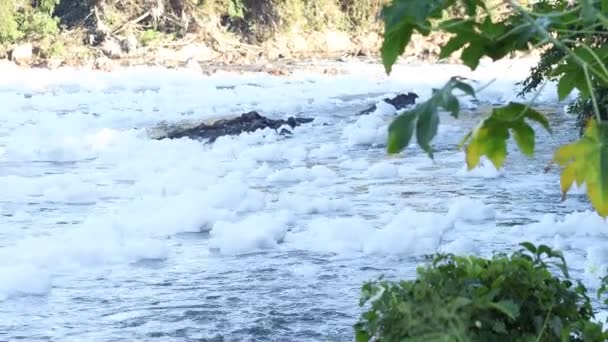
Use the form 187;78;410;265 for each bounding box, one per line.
355;243;608;342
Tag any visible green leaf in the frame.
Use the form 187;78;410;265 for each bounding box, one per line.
443;93;460;117
512;122;535;156
463;102;551;169
381;25;413;74
552;120;608;217
439;35;469;60
557;72;577;101
385;77;477;156
451;78;477;98
461;41;485;70
524;107;552;133
520;242;537;254
492;102;527;122
492;321;508;334
387;112;416;154
480;17;506;40
416;106;439;158
488;300;520;320
355;327;370;342
462;0;480;16
581;0;596;24
482;127;508;168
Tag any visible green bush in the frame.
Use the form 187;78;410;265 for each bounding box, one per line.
0;0;23;44
355;243;608;341
0;0;60;44
16;10;59;40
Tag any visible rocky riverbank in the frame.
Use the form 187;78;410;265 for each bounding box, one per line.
1;28;469;72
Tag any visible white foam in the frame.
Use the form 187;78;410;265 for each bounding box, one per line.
439;238;480;255
209;212;293;255
278;193;350;214
367;161;399;179
267;165;337;183
342;114;388;146
457;156;504;178
0;56;569;301
525;211;608;238
0;264;52;300
447;197;495;223
309;143;341;159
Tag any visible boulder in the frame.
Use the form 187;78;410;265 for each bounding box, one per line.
121;34;138;54
155;111;314;142
9;43;33;64
357;92;419;115
101;38;122;59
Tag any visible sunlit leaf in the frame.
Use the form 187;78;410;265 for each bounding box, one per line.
552;120;608;217
463;103;551;169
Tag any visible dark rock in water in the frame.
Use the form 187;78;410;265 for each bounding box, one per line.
357;92;419;116
157;111;314;142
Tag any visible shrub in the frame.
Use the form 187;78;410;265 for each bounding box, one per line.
0;0;60;44
355;243;608;341
38;39;64;58
16;10;59;40
0;0;23;44
139;29;161;47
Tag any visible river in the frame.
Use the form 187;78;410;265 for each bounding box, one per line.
0;58;605;341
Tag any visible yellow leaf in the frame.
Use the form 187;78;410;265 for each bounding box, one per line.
560;164;576;196
555;119;608;217
553;144;577;165
587;181;608;217
466;138;482;170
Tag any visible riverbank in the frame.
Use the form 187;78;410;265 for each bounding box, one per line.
2;29;457;71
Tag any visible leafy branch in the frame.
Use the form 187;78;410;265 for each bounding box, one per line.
381;0;608;217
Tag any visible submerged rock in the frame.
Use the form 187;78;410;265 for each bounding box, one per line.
357;92;419;115
154;111;314;142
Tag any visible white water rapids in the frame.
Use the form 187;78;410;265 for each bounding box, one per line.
0;58;606;341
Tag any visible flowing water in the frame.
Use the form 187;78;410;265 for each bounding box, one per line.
0;59;606;342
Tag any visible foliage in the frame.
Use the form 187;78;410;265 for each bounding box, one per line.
38;39;64;57
518;0;608;136
0;0;23;44
462;102;551;169
139;29;161;47
380;0;608;217
387;76;476;157
355;243;608;342
551;119;608;216
226;0;245;18
16;10;59;40
0;0;59;44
